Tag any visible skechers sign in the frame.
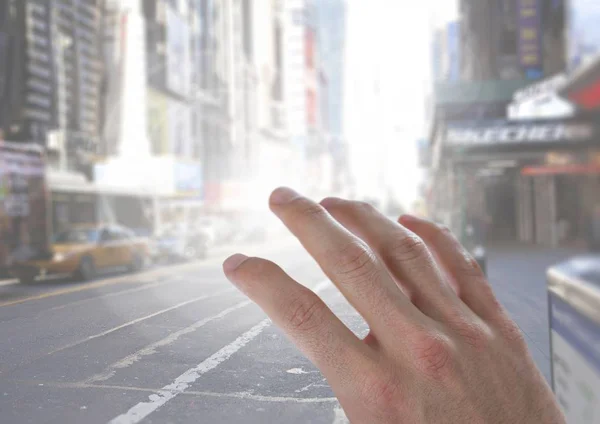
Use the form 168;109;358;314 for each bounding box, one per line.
446;121;596;147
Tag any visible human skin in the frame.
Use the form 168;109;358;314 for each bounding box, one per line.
223;187;565;424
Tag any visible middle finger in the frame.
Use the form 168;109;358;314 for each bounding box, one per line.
269;187;426;334
321;197;466;323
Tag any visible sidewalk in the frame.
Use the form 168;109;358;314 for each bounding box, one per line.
486;243;584;382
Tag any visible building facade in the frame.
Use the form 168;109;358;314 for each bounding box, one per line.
0;0;55;146
426;0;600;247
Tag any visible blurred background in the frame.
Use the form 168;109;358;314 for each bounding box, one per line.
0;0;423;248
2;0;600;252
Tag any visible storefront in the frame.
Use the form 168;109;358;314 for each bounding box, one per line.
443;118;600;246
49;171;159;236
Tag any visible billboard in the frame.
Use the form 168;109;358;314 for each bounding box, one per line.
0;143;50;267
568;0;600;71
166;7;191;96
174;161;203;197
517;0;543;79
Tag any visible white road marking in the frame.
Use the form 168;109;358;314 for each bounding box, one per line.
183;389;338;403
109;319;271;424
295;380;329;393
332;404;349;424
48;288;234;355
286;368;310;375
42;381;339;403
83;300;252;383
46;278;178;313
108;279;333;424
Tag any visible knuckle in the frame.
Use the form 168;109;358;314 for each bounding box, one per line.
497;318;527;349
384;233;428;264
455;251;485;279
358;368;401;411
411;332;455;380
436;224;454;238
285;291;327;333
333;242;377;279
451;319;490;352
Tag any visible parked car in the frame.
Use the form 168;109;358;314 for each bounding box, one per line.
153;228;210;263
195;216;233;245
10;224;149;283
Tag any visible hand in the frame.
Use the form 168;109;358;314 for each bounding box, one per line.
223;188;564;424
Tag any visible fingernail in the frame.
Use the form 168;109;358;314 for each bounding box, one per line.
399;214;419;224
223;253;249;272
270;187;300;205
320;197;343;209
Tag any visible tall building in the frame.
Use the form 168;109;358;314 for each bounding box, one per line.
49;0;104;174
0;0;104;173
0;0;55;145
143;0;195;159
459;0;565;82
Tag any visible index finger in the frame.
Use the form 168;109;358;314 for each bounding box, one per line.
223;254;370;389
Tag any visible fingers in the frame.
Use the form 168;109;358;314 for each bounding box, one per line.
321;198;465;323
398;215;504;322
268;187;425;334
223;254;369;387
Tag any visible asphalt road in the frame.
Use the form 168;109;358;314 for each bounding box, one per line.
0;240;580;423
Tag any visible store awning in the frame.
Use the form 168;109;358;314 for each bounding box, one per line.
48;170;163;197
521;164;600;176
558;56;600;110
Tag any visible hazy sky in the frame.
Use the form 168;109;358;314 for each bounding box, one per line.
344;1;450;207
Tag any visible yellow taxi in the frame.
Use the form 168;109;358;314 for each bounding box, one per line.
11;224;149;283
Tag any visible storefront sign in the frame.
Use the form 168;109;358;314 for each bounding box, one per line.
517;0;543;79
514;74;567;103
446;121;596;146
174;161;203;197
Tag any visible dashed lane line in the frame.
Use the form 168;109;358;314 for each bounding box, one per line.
44;278;181;313
82;299;253;384
333;405;349;424
47;288;235;355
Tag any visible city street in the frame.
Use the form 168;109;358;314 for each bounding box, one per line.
0;239;579;423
